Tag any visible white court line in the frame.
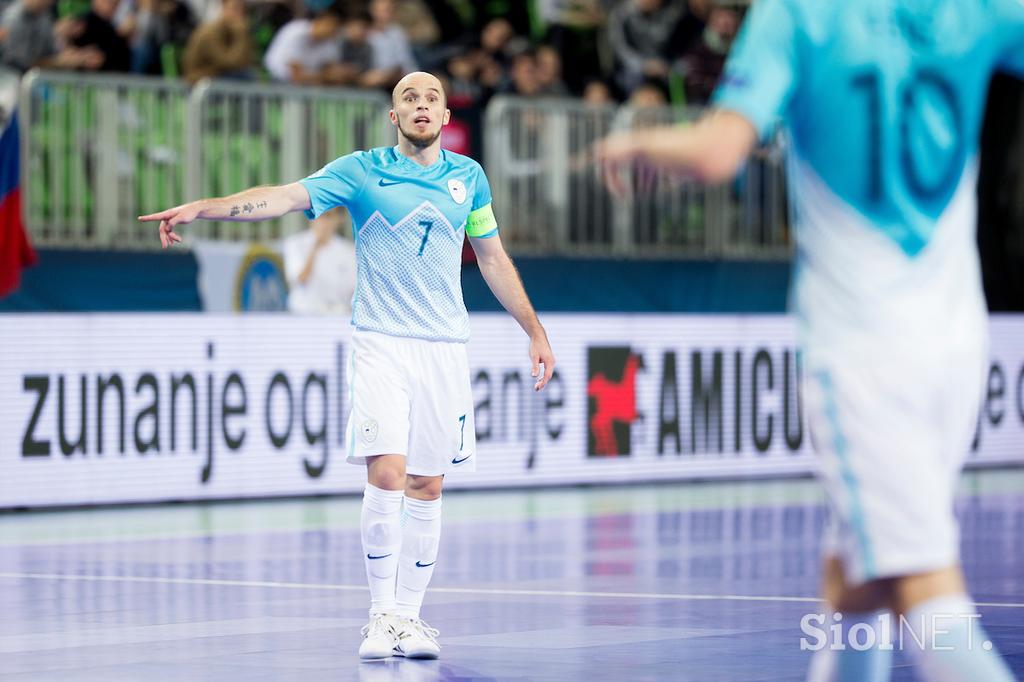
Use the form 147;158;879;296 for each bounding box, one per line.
1;572;1022;609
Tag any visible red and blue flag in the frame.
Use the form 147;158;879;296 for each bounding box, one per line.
0;112;37;297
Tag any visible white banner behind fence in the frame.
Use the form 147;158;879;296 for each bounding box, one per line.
2;314;1022;508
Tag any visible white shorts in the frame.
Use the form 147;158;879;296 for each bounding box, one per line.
345;329;477;476
805;346;986;586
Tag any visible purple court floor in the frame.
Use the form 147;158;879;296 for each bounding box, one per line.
0;470;1022;681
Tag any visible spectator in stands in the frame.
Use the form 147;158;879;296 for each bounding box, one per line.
302;0;331;13
470;17;529;100
505;49;542;98
607;0;683;95
248;0;292;63
131;0;196;75
418;0;465;45
470;0;530;39
283;207;356;316
67;0;133;71
535;44;568;96
368;0;416;77
0;0;57;72
627;79;667;108
181;0;251;83
582;78;613;106
391;0;439;52
263;5;342;84
537;0;607;94
334;6;377;86
682;4;738;104
478;17;515;71
111;0;137;45
473;51;505;103
446;51;482;106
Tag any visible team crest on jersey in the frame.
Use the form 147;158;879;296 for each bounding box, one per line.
447;179;467;204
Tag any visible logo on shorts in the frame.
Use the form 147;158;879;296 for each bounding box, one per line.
587;347;644;457
447;179;467;204
451;453;472;465
360;419;379;444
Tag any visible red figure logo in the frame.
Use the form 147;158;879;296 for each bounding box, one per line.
587;350;642;456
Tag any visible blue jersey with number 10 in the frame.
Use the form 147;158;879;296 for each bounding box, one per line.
300;146;498;343
713;0;1024;357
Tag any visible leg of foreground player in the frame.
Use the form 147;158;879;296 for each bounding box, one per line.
893;566;1014;682
806;556;894;682
808;559;1014;682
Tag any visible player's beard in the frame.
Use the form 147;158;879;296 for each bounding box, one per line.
398;119;442;149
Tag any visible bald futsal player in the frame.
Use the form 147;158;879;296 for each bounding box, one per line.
140;72;556;661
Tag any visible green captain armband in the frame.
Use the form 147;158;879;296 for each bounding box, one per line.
466;203;498;237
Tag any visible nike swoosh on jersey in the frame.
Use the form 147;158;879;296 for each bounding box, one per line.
378;178;403;187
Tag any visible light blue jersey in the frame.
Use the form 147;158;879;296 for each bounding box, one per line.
713;0;1024;360
714;0;1024;256
300;147;498;342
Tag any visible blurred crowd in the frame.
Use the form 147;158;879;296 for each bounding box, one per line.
0;0;744;106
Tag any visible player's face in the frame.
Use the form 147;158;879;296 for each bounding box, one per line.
391;84;450;149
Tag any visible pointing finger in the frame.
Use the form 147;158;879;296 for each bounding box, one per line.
139;209;175;222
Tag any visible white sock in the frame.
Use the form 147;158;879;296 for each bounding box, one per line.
395;495;442;619
902;594;1013;682
806;610;893;682
360;484;404;615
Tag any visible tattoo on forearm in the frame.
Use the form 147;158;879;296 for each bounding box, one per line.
229;199;267;218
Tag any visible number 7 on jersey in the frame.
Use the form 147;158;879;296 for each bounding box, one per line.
418;220;433;256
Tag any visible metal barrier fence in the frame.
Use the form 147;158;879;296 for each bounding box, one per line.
186;80;392;241
19;71;191;248
19;74;788;257
19;70;392;249
483;97;790;259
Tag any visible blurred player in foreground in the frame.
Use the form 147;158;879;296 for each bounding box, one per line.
140;71;556;662
596;1;1023;681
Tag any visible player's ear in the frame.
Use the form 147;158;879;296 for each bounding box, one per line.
388;109;398;126
443;109;451;126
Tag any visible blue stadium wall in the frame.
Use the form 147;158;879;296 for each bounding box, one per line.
0;248;790;313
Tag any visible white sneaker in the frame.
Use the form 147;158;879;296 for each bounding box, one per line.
393;617;441;659
358;613;398;660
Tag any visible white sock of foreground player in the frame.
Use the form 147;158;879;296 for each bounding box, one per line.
395;495;442;619
902;594;1014;682
360;484;404;615
806;610;892;682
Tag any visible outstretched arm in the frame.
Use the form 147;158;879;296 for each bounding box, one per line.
594;110;758;193
470;233;556;391
139;182;311;248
